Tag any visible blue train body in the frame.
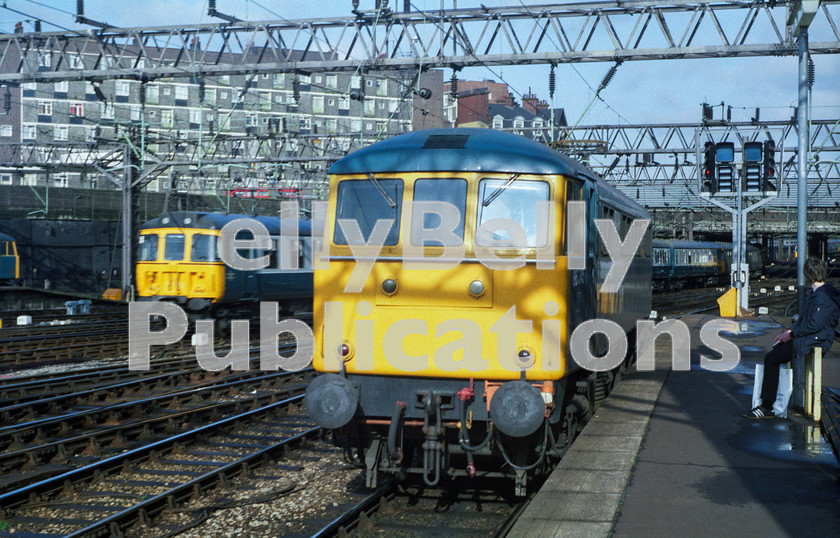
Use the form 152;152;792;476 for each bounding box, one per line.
652;239;763;291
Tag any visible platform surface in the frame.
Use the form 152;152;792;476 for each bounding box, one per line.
508;314;840;537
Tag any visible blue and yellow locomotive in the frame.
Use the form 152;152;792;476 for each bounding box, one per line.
304;129;652;494
0;232;20;285
135;211;313;319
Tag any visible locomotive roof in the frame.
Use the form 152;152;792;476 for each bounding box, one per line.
0;232;14;242
139;211;312;236
329;128;648;219
329;128;593;177
653;239;759;251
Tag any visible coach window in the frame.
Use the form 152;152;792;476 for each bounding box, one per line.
138;234;159;261
476;179;550;248
411;178;467;245
164;234;186;261
334;178;403;246
191;234;219;262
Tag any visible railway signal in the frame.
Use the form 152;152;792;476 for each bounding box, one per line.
715;142;735;192
763;140;777;192
702;142;716;193
743;141;763;192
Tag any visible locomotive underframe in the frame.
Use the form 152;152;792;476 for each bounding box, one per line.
334;370;615;496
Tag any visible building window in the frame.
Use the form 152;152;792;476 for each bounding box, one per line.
351;76;361;90
0;174;11;185
37;101;52;116
300;116;311;130
312;95;324;114
70;102;84;117
245;114;258;127
23;125;36;140
513;116;524;130
86;126;96;141
376;79;388;96
0;125;11;137
116;81;130;96
160;109;173;128
205;88;216;104
39;53;51;69
260;92;271;111
69;54;83;69
326;75;338;89
492;115;504;129
339;95;350;110
130;105;141;121
54;126;68;141
364;99;375;115
351;118;361;132
162;86;171;97
55;81;68;94
189;109;201;124
388;100;398;113
273;73;284;88
175;85;188;101
147;85;159;104
100;102;114;120
53;173;68;187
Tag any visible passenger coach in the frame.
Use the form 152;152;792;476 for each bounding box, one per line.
304;128;653;494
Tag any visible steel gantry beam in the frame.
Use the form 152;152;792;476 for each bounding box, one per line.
0;1;838;82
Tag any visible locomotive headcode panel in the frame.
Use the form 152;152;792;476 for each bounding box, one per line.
305;128;652;494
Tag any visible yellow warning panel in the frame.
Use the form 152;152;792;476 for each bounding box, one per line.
717;288;738;317
101;288;122;301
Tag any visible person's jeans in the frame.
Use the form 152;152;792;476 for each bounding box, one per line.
760;340;794;409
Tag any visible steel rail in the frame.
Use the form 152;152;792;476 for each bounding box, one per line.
0;375;309;492
0;394;307;516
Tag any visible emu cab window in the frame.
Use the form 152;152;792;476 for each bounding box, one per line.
138;234;159;261
164;234;186;261
190;234;219;262
411;178;467;246
334;178;403;245
477;179;550;248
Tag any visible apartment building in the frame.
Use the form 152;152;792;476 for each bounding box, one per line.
0;45;444;197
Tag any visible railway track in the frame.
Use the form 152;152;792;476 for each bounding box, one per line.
0;320;131;366
312;478;530;537
0;395;320;537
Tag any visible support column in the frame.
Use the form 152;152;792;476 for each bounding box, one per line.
794;31;810;408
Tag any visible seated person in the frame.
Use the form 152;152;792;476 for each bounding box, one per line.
745;258;840;418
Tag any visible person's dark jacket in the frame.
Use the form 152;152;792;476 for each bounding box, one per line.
791;281;840;357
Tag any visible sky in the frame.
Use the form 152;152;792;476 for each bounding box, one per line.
0;0;838;127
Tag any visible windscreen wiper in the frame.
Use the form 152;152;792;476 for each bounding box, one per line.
367;173;397;208
482;173;520;207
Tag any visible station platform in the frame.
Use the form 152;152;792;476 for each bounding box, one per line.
509;314;840;537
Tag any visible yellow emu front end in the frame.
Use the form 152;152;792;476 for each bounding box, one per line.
136;228;225;302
